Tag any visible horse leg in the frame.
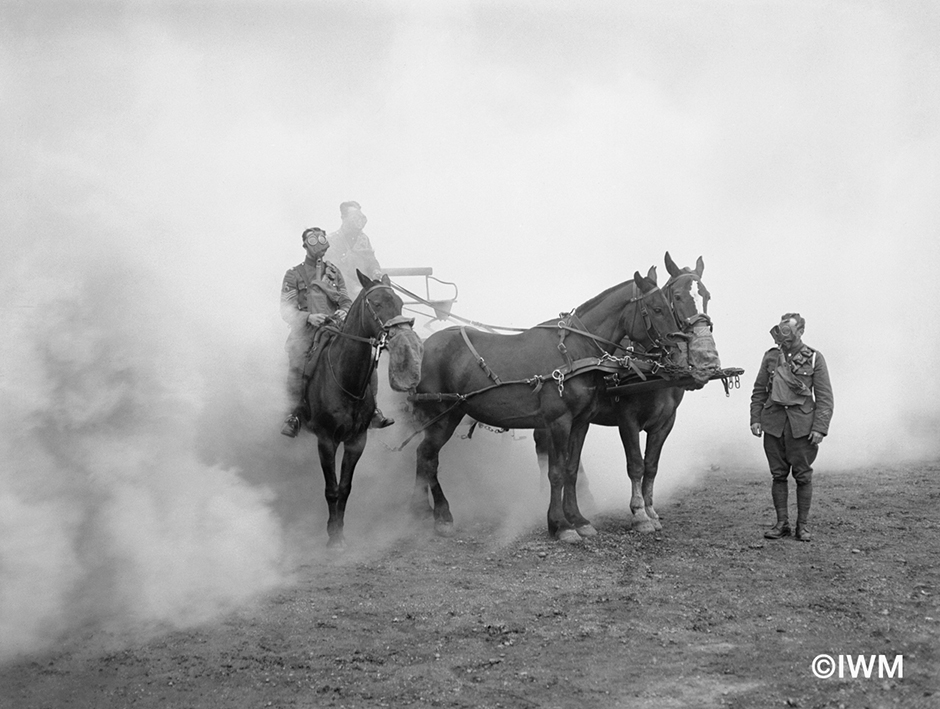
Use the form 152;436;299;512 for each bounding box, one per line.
618;419;655;533
641;416;676;532
415;412;461;536
546;419;580;543
325;430;367;550
562;421;596;538
533;427;550;492
316;436;345;547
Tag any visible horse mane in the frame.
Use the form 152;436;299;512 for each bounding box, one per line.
342;283;374;336
574;279;638;316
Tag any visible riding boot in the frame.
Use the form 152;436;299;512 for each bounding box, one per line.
764;480;790;539
281;412;302;438
370;407;394;429
795;482;813;542
281;368;309;438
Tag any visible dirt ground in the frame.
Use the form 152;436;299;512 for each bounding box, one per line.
3;457;939;709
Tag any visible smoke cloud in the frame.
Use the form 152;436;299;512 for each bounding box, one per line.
2;1;939;661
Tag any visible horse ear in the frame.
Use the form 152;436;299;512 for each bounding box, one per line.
695;256;704;277
380;272;392;286
646;265;657;284
633;270;654;292
664;251;681;278
356;269;372;289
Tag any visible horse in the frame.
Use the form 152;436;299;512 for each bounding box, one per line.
409;270;684;543
303;270;423;547
533;253;721;533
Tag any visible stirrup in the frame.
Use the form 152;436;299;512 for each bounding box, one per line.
281;415;301;438
370;410;394;429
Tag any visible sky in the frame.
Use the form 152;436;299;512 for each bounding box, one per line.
2;0;939;662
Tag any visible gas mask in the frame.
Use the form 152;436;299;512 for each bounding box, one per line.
304;229;329;258
770;320;802;348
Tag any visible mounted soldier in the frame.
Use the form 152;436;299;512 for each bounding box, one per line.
280;226;393;438
327;201;384;297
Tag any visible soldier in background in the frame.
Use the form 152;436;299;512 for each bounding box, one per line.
327;201;383;296
322;202;394;429
750;313;834;542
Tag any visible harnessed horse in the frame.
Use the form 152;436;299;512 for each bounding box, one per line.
409;270;684;542
304;271;422;547
533;253;720;532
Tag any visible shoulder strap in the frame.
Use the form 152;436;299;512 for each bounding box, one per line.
293;264;310;292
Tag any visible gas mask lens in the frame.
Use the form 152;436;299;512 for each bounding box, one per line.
306;232;327;246
770;322;795;342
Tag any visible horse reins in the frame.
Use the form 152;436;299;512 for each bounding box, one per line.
322;284;415;401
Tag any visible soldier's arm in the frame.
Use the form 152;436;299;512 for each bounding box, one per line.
810;352;834;436
749;350;773;425
333;270;353;314
357;234;384;278
279;271;308;329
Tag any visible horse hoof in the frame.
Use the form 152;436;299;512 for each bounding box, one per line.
434;521;456;537
632;519;657;534
410;506;434;521
327;537;347;552
556;529;582;544
575;524;597;538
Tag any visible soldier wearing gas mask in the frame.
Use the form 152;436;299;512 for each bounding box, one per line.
749;313;834;541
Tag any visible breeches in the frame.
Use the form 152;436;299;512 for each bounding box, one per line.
763;418;817;486
285;330;316;398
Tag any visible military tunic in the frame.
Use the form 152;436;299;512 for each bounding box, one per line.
750;343;834;485
749;344;833;438
326;229;382;296
280;256;352;397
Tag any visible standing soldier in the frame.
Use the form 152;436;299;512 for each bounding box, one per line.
327;201;383;296
749;313;834;541
280;227;352;438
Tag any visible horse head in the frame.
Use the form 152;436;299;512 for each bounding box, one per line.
620;270;683;351
663;252;721;387
354;270;423;392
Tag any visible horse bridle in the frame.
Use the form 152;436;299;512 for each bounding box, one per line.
552;283;683;365
323;283;415;400
662;272;711;333
361;284;416;339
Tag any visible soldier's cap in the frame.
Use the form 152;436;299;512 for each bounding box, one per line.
340;201;361;216
301;226;326;244
779;312;805;331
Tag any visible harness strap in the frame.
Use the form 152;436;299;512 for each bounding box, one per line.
460;327;503;385
531;322;627;353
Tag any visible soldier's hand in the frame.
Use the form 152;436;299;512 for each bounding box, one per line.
809;431;824;445
307;313;328;327
750;423;762;438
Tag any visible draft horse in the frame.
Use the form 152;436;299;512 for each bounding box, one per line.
533;253;721;532
410;270;683;543
304;271;423;547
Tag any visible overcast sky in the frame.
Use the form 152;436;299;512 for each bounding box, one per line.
2;0;939;660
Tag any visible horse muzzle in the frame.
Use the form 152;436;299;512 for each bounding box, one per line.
386;325;423;392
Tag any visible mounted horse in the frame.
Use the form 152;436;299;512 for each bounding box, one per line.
303;271;423;547
533;253;721;532
409;270;684;543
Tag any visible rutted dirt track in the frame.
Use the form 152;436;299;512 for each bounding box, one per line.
3;462;939;709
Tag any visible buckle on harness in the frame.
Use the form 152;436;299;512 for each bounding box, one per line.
552;369;565;397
